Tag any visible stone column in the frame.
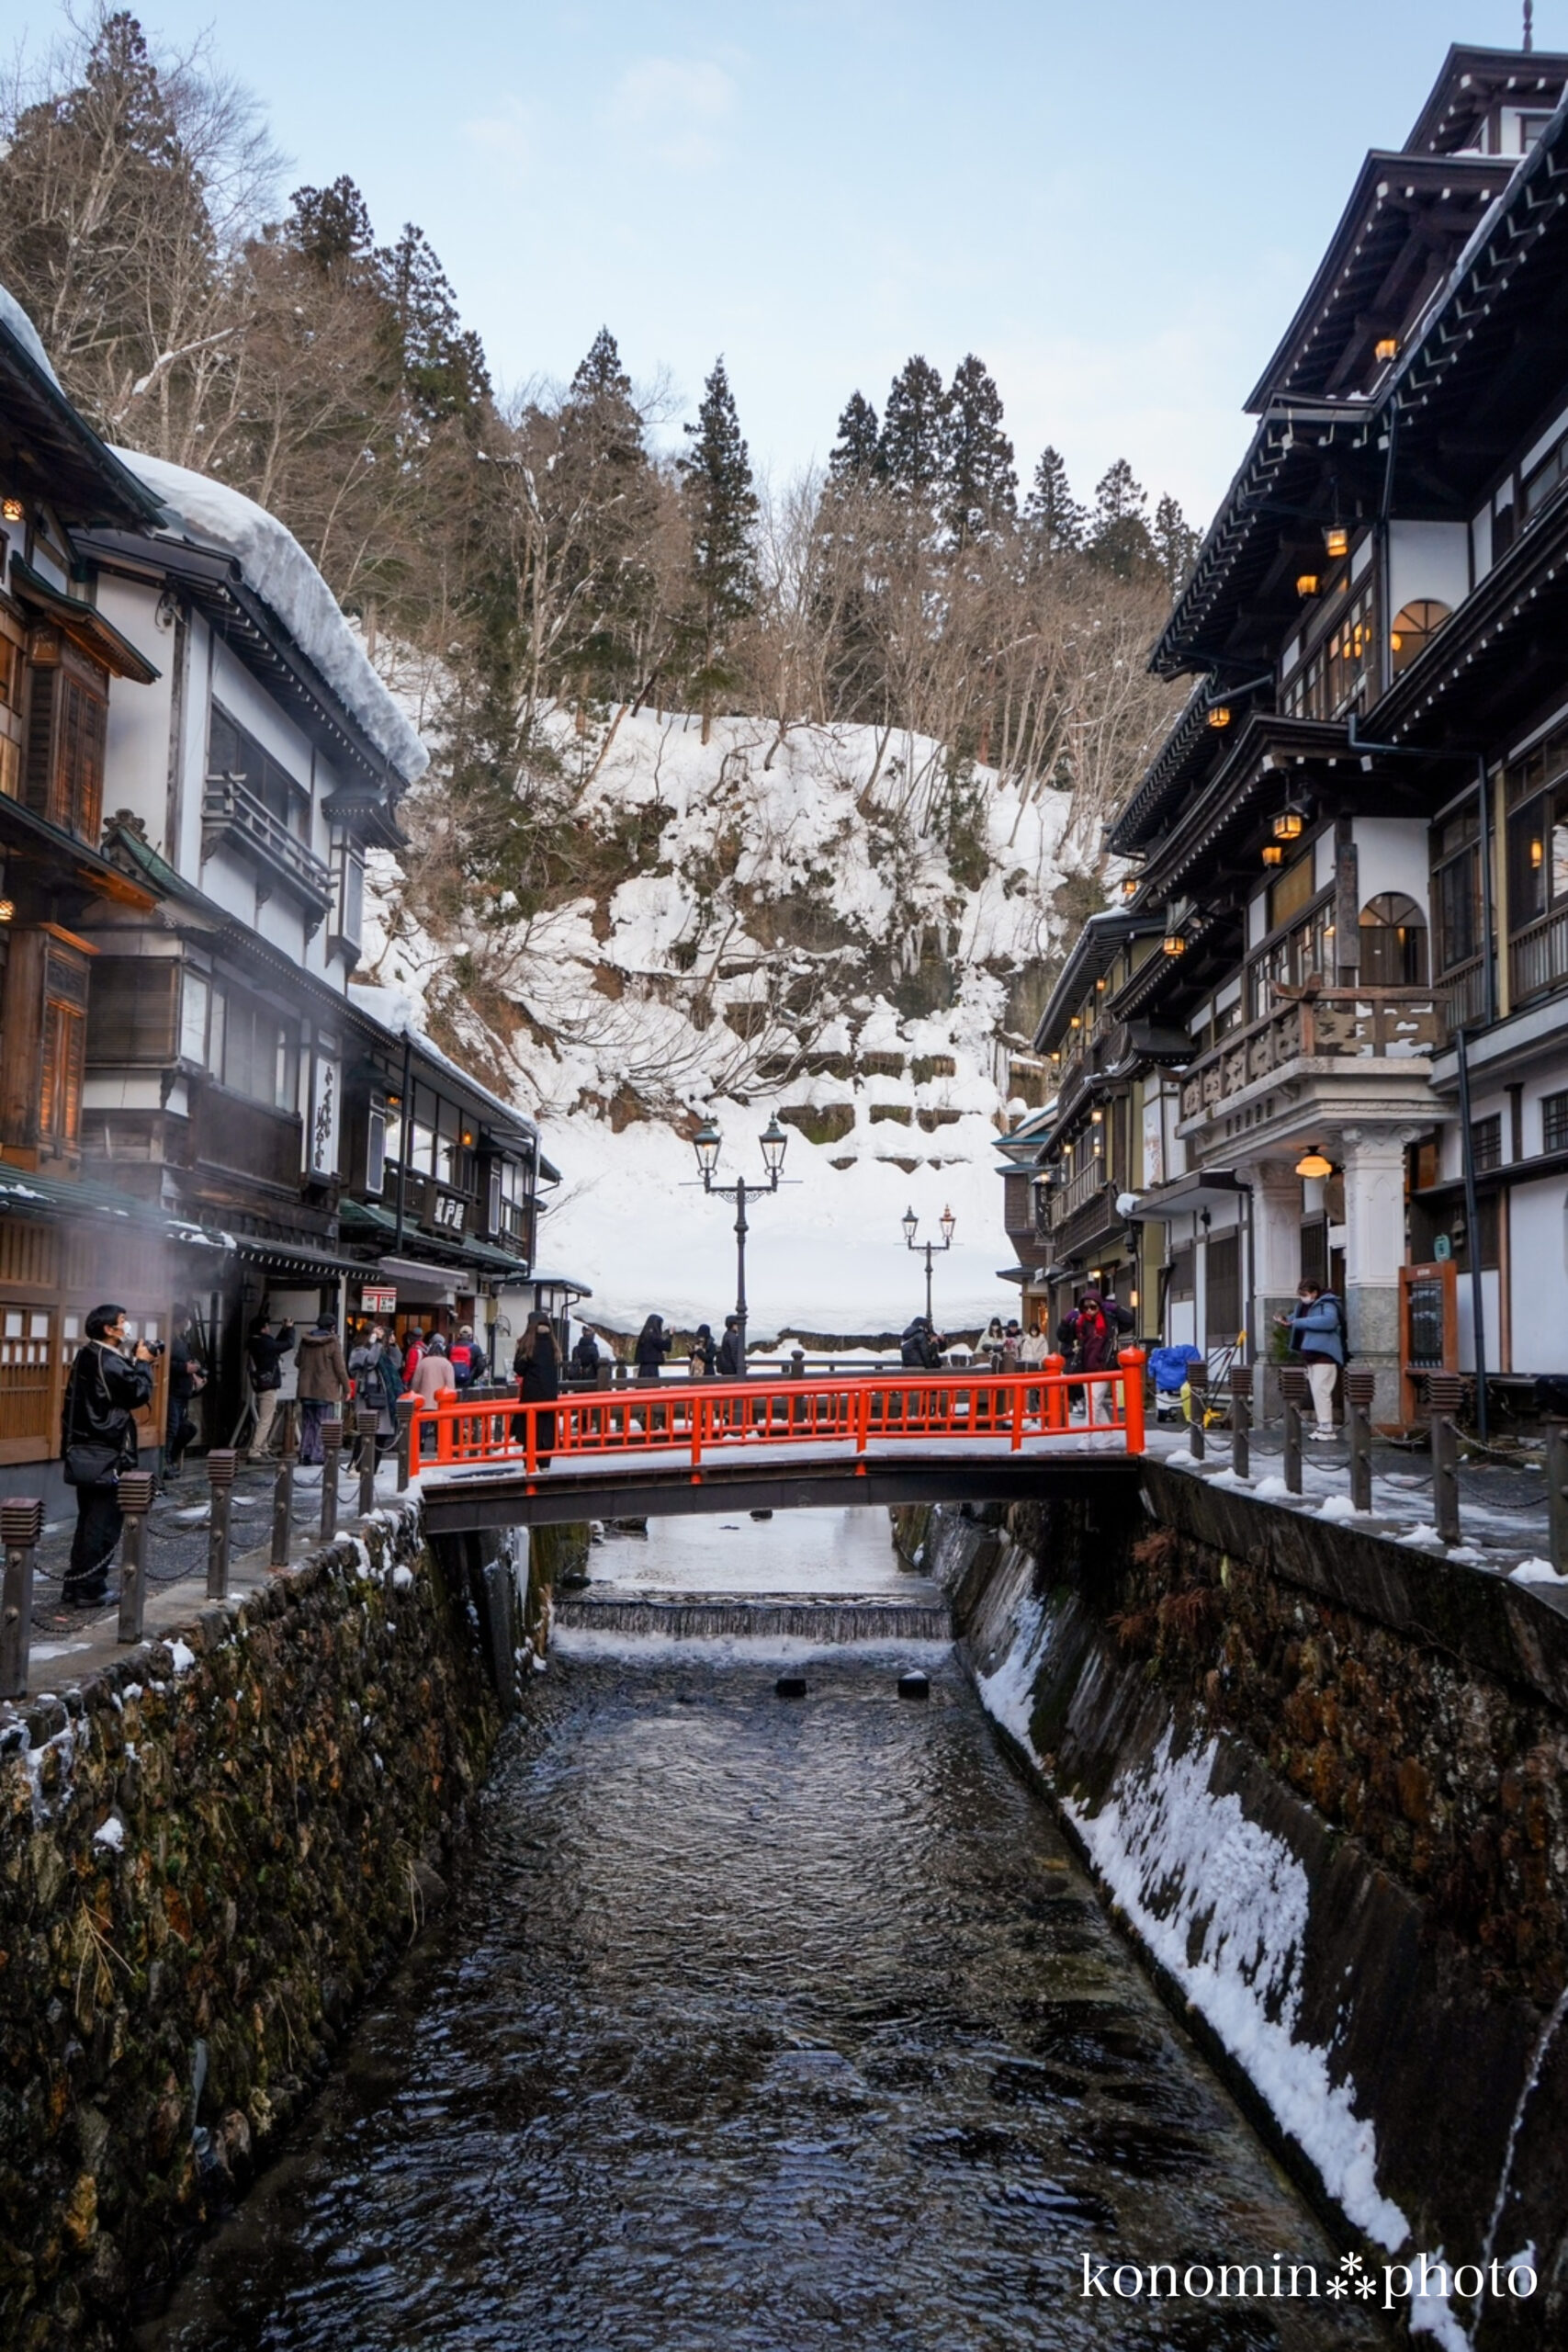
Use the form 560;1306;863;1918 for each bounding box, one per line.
1339;1126;1409;1424
1247;1159;1303;1421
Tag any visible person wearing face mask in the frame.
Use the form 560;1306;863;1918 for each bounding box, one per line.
60;1304;155;1607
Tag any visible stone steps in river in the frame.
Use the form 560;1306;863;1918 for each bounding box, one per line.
552;1590;953;1642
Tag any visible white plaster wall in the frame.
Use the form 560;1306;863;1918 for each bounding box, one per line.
1314;830;1334;890
1247;889;1269;948
1352;818;1430;916
175;616;210;880
1472;501;1493;584
1388;520;1471;618
1508;1177;1568;1373
1456;1270;1502;1375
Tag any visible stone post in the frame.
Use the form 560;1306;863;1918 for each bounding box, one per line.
321;1416;343;1543
270;1403;297;1571
117;1471;156;1645
0;1498;43;1700
1228;1365;1252;1479
1428;1370;1466;1547
1250;1159;1303;1422
1340;1127;1411;1425
206;1449;237;1600
1279;1365;1307;1495
1345;1370;1377;1515
356;1405;379;1518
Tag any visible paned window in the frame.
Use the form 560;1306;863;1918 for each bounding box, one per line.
1359;893;1428;985
24;650;107;841
1470;1114;1502;1173
366;1096;388;1196
1431;810;1481;975
209;705;310;841
1543;1090;1568;1156
85;960;178;1063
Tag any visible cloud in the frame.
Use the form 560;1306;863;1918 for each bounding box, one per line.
463;96;535;186
602;58;737;171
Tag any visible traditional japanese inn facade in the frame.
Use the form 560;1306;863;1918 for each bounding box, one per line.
1003;40;1568;1418
0;288;558;1490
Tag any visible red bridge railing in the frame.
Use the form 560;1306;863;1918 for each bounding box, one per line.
402;1351;1146;1479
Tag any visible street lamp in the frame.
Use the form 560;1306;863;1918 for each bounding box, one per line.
903;1204;955;1325
690;1114;790;1376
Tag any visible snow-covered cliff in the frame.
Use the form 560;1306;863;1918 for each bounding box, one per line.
363;707;1089;1340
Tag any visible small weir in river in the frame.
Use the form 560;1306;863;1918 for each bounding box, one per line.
148;1510;1382;2351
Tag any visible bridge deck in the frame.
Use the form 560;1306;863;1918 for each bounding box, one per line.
418;1434;1139;1531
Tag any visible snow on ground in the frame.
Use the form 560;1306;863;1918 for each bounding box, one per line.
363;708;1083;1337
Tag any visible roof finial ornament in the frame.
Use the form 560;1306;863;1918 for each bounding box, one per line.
1524;0;1534;53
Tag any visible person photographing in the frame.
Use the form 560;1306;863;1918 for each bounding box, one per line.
60;1304;155;1607
1277;1280;1346;1441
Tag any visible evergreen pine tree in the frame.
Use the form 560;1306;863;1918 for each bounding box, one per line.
828;390;882;479
1088;458;1155;578
386;221;491;425
288;176;375;272
944;354;1016;544
1023;447;1086;556
1152;492;1200;595
555;326;662;703
879;356;950;513
679;356;760;742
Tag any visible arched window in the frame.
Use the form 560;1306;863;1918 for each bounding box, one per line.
1359;891;1428;985
1390;600;1452;675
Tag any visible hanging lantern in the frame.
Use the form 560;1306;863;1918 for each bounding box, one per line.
1161;932;1187;957
1374;336;1398;362
1324;525;1349;560
1261;843;1284;867
1272;800;1307;842
1207;706;1232;729
1295;1147;1334;1180
1296;572;1321;598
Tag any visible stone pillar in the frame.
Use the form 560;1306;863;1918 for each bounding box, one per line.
1247;1159;1303;1421
1340;1126;1408;1424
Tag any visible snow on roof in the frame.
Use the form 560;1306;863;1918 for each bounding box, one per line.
111;447;429;785
0;283;62;390
349;981;538;1139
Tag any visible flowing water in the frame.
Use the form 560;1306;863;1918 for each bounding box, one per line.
149;1513;1382;2350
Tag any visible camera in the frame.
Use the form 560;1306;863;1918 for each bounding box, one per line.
143;1339;167;1357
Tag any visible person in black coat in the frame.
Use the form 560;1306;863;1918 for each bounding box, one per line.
513;1316;560;1464
60;1304;155;1605
689;1322;717;1377
634;1314;670;1382
570;1328;602;1379
164;1311;206;1476
716;1315;744;1377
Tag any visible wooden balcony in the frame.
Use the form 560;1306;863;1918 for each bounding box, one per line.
190;1080;304;1193
1178;986;1446;1126
1509;907;1568;1007
203;775;332;912
1050;1154;1111;1226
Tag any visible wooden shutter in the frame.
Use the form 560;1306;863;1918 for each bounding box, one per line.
21;646;107;841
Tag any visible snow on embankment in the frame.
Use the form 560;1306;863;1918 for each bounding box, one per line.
364;708;1084;1338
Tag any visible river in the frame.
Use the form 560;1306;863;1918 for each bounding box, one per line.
149;1511;1382;2350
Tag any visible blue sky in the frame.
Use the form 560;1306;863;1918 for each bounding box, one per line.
8;0;1555;523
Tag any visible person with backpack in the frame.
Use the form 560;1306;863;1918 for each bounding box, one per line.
245;1311;295;1457
716;1316;745;1377
570;1327;602;1380
1280;1280;1347;1440
447;1324;487;1388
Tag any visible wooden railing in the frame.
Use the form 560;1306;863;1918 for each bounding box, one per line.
1179;986;1445;1124
405;1355;1148;1478
1509;907;1568;1006
1050;1156;1110;1225
203;775;332;910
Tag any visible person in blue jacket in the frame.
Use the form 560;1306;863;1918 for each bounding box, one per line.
1279;1280;1347;1440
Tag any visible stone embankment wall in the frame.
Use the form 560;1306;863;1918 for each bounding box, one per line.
898;1474;1568;2349
0;1504;536;2351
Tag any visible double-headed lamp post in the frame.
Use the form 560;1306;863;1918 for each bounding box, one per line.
902;1204;956;1325
692;1114;790;1376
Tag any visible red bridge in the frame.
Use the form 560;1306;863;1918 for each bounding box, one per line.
410;1353;1147;1532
